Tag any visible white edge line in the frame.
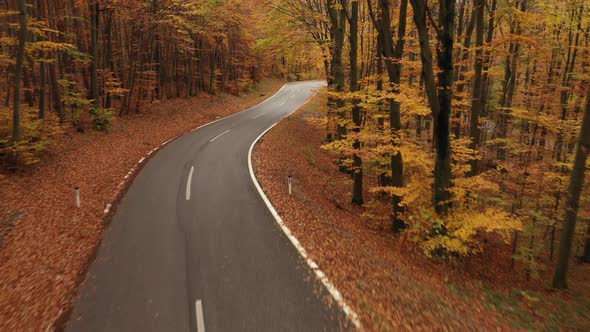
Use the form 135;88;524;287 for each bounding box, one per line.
246;93;362;329
186;166;195;200
209;130;231;142
195;299;205;332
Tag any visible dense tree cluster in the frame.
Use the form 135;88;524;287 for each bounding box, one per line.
0;0;324;165
274;0;590;288
2;0;589;290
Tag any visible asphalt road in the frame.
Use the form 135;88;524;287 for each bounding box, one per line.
66;81;350;332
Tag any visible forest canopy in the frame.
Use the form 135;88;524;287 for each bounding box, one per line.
271;0;590;289
1;0;589;295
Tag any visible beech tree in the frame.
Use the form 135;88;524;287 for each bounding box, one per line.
11;0;27;147
327;0;347;140
468;0;484;176
553;86;590;289
1;0;297;163
410;0;456;214
345;0;364;205
367;0;408;231
2;0;590;292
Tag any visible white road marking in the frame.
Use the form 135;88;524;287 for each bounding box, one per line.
210;130;231;142
186;166;195;200
195;299;205;332
247;90;361;329
252;112;265;119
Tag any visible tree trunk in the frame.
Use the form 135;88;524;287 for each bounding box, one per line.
209;42;216;95
387;0;409;230
349;0;363;205
47;0;64;123
583;223;590;263
12;0;27;146
497;0;526;160
104;9;113;108
480;0;497;117
552;86;590;289
452;3;475;138
39;62;46;119
555;4;583;162
468;0;485;176
327;0;346;140
410;0;455;214
435;0;455;214
89;0;99;109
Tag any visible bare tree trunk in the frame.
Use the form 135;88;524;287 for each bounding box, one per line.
349;0;363;205
327;0;346;140
468;0;485;176
89;0;99;109
552;86;590;289
47;0;64;123
12;0;27;146
39;62;46;119
583;223;590;263
209;42;216;95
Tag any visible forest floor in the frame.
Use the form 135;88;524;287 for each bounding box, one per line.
253;93;590;331
0;79;283;331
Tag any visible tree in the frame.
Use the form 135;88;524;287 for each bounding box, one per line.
552;86;590;289
367;0;409;231
468;0;484;177
1;0;272;164
12;0;27;146
497;0;527;161
583;225;590;263
410;0;456;214
327;0;347;140
89;0;99;109
347;0;364;205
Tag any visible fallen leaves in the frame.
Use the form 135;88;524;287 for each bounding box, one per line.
253;94;590;331
0;79;283;331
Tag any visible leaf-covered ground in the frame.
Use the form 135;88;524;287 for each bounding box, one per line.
253;94;590;331
0;80;283;331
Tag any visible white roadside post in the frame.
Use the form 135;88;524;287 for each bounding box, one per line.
288;175;292;196
75;187;81;208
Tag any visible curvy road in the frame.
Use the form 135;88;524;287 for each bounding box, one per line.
66;81;350;332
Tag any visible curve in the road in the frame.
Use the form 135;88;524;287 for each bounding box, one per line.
66;81;358;332
247;97;361;330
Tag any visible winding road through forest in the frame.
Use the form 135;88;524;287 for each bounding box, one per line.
65;81;350;332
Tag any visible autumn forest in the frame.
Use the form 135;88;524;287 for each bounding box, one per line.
1;0;590;330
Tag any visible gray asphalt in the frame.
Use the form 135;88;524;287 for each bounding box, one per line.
66;81;350;332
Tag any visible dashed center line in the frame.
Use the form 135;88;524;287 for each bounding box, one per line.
186;166;194;200
252;113;265;119
195;299;205;332
210;130;231;142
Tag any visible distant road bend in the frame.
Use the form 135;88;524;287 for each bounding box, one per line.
66;81;351;332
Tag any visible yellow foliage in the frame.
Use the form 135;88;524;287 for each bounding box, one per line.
422;208;523;257
0;107;63;166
